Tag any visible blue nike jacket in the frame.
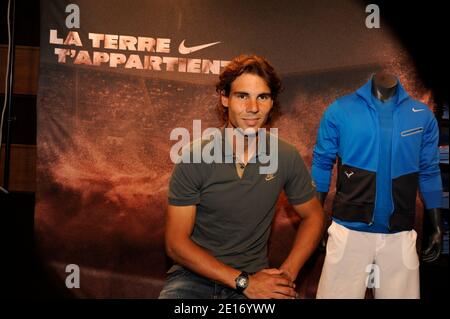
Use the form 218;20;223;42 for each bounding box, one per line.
312;77;442;232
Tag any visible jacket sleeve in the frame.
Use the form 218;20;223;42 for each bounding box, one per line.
311;101;340;192
419;113;443;209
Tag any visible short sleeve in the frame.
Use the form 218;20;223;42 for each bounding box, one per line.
168;162;202;206
284;150;316;205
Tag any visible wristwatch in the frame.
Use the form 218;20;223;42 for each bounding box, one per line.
235;271;249;293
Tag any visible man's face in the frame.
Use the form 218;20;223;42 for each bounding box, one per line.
221;73;273;133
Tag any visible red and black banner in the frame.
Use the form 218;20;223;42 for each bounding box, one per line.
36;0;433;298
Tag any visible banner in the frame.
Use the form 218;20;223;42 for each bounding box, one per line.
37;0;433;298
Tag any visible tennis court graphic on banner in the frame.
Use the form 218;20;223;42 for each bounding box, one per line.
36;0;434;298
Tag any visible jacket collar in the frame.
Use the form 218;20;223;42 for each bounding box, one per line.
355;75;410;109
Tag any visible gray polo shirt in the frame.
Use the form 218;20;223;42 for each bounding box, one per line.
168;131;316;273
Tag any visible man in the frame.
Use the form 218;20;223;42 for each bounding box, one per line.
159;54;325;299
312;72;443;298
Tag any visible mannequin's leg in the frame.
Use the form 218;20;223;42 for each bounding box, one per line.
374;230;420;299
316;222;376;299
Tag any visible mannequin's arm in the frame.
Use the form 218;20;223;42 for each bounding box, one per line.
316;192;329;250
418;115;443;263
422;208;443;263
317;192;328;207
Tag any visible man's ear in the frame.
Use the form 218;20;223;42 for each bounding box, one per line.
221;93;229;108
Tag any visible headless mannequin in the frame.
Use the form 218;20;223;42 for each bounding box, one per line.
317;71;443;262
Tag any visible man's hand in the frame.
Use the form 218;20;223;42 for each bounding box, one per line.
244;268;296;299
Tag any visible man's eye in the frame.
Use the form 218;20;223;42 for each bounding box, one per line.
258;95;270;101
237;94;247;100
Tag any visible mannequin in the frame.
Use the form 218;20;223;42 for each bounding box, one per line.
317;71;443;262
313;71;443;298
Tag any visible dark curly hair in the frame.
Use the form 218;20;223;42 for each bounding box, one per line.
215;54;283;125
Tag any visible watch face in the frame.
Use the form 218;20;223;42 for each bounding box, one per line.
237;276;248;288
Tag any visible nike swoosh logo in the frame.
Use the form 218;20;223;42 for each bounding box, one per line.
412;107;425;112
265;174;276;181
178;40;221;54
344;171;354;178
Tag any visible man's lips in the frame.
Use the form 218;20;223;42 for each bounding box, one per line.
242;118;260;125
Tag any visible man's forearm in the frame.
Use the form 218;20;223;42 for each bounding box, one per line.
167;237;241;289
280;204;325;280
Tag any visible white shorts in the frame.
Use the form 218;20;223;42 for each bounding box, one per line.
316;221;420;299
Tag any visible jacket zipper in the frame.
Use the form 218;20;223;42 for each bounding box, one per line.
368;104;378;226
387;105;399;231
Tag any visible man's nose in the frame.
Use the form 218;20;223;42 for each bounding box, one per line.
246;98;259;113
